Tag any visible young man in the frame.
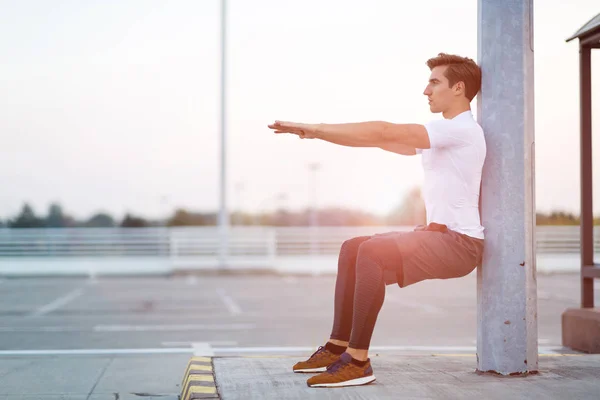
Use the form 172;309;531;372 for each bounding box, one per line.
267;53;485;388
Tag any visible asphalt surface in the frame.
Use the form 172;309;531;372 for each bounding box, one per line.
1;272;595;351
0;272;598;398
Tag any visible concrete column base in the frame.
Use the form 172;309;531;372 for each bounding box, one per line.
562;308;600;353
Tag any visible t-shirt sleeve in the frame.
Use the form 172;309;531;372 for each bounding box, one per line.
424;119;465;149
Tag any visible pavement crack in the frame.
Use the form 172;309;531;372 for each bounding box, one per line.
86;358;113;400
439;369;463;382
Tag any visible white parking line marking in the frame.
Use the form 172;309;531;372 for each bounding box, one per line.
0;326;80;332
192;342;215;356
0;345;575;357
216;288;242;315
93;323;254;332
0;349;196;356
0;324;255;333
209;345;480;353
161;341;238;347
29;289;84;317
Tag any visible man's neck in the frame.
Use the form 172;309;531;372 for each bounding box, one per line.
442;105;471;120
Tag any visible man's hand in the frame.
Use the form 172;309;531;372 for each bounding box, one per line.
268;121;319;139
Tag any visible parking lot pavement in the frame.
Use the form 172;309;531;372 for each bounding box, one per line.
0;272;597;398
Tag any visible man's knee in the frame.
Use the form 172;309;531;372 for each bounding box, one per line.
337;236;370;274
355;238;405;286
340;236;370;259
356;240;380;262
357;237;403;272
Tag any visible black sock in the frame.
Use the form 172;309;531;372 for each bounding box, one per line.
325;342;346;355
350;357;369;367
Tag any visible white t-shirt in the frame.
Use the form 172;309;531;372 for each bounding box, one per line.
416;110;486;239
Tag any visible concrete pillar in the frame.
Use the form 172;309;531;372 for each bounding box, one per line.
477;0;538;374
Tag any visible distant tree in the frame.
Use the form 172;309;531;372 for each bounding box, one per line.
9;203;45;228
167;209;216;226
84;213;116;228
120;213;148;228
246;207;383;227
269;209;296;226
44;203;77;227
231;211;259;226
307;208;382;226
536;211;579;225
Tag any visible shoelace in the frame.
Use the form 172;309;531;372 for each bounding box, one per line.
308;346;327;360
325;357;349;373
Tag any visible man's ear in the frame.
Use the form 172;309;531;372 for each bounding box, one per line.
453;81;465;97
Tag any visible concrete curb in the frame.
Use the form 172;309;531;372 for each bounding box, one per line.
180;356;220;399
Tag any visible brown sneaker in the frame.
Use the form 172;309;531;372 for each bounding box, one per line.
307;352;376;388
293;346;341;373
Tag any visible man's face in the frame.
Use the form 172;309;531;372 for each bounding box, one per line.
423;66;456;114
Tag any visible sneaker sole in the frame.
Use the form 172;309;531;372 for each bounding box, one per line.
293;366;327;373
308;375;376;387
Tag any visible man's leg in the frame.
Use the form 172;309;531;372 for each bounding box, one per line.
329;235;371;346
291;235;371;373
306;228;483;386
345;229;483;358
346;236;401;359
305;236;400;387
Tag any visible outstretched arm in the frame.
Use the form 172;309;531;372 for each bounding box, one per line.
268;120;431;153
379;141;418;156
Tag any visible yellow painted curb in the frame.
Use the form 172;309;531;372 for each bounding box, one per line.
180;356;218;399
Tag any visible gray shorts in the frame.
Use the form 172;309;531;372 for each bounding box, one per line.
373;225;484;288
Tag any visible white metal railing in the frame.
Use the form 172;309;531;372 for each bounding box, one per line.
0;225;595;275
0;225;594;255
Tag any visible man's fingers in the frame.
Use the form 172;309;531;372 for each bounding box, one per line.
271;121;299;129
268;123;291;130
269;126;293;133
269;121;309;139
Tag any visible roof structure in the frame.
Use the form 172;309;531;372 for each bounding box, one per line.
566;12;600;43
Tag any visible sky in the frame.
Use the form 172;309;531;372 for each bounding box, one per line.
1;0;599;221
